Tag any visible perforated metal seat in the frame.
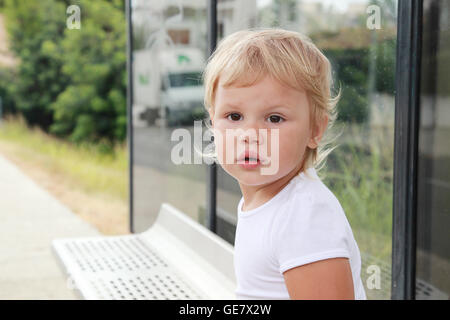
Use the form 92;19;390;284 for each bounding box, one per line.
53;203;447;300
52;203;237;300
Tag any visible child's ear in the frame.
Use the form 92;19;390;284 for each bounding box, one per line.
208;108;214;127
307;115;328;149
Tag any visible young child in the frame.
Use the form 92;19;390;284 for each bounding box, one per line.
202;28;367;300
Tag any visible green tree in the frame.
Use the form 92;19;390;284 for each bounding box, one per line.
49;0;126;144
0;68;16;115
3;0;68;129
2;0;126;145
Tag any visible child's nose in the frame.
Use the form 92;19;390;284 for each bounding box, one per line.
238;127;265;145
239;134;259;144
235;117;269;145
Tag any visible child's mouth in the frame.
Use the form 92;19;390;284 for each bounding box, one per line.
237;156;261;169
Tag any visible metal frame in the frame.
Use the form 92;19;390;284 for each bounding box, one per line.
126;0;134;233
206;0;218;233
391;0;423;300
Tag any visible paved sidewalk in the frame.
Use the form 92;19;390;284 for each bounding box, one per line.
0;153;101;299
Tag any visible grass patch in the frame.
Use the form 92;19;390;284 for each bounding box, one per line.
322;123;394;299
0;116;127;199
0;115;128;234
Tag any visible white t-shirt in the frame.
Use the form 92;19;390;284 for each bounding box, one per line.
234;167;367;300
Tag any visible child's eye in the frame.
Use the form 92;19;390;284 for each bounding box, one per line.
227;113;242;121
267;115;284;123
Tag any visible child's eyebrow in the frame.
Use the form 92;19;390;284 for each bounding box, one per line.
263;104;292;111
221;103;292;111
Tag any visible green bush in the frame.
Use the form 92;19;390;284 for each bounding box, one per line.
0;68;16;115
2;0;68;129
323;39;396;124
2;0;126;145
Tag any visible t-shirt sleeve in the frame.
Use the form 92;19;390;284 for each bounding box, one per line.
271;191;351;274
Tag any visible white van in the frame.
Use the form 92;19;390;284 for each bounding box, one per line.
133;46;206;126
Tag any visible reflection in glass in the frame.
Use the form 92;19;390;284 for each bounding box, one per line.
131;0;209;232
216;0;398;300
169;72;203;87
416;0;450;300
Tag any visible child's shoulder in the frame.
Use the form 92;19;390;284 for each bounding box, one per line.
282;168;346;220
287;167;337;201
270;170;354;269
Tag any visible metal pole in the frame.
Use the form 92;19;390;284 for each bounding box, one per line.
207;0;217;233
126;0;135;233
391;0;422;300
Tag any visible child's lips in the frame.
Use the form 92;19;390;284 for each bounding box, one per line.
237;158;261;169
236;152;269;166
237;150;260;163
236;158;260;164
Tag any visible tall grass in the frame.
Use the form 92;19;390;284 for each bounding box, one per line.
322;122;393;247
321;123;394;299
0;115;128;201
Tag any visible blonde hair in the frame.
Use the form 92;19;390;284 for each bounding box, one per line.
201;27;342;177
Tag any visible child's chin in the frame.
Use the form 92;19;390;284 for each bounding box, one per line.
234;172;277;187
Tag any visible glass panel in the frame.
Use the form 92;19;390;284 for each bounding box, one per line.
131;0;209;232
416;0;450;300
216;0;398;299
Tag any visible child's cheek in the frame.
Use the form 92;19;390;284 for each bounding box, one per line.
212;124;236;166
277;127;306;167
212;127;225;165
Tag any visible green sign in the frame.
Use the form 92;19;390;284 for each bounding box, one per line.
177;54;191;65
139;73;149;85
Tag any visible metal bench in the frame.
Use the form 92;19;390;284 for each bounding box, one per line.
52;203;237;300
52;202;447;300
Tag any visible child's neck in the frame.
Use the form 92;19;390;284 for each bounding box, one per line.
239;162;304;212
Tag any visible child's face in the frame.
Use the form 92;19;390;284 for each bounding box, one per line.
209;74;320;187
